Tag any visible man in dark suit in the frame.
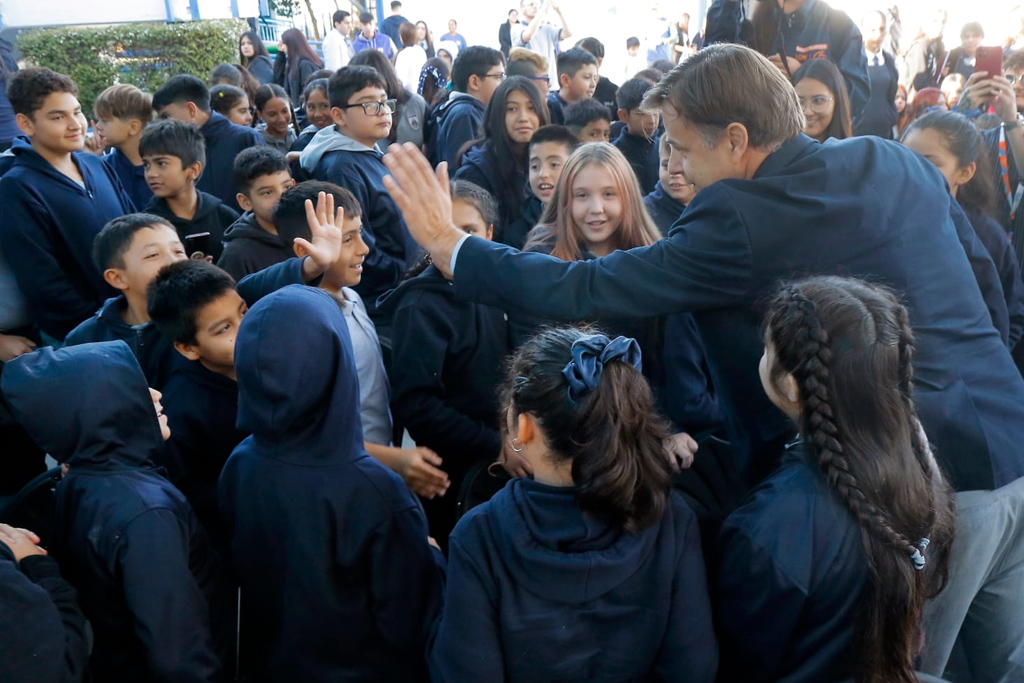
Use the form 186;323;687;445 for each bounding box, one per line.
384;44;1024;682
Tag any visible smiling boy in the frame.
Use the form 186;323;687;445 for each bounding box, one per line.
0;67;135;343
547;48;599;124
299;66;416;324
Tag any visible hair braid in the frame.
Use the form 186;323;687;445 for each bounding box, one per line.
783;290;921;562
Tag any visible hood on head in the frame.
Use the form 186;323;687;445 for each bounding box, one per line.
299;125;380;172
234;285;365;460
1;341;164;469
486;478;661;604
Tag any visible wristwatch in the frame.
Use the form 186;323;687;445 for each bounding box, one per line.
1006;114;1024;132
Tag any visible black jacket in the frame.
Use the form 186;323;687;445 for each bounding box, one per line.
219;286;445;682
161;358;246;546
2;341;229;683
0;547;89;683
146;191;240;262
216;211;293;281
612;128;659;194
382;265;509;473
593;76;619;121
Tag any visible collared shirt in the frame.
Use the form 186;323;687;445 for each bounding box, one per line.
336;287;393;445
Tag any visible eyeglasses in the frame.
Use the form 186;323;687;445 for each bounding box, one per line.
798;95;834;113
528;75;550;83
483;71;506;81
340;98;397;115
1006;73;1023;86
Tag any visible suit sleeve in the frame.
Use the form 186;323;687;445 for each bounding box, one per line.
3;551;90;683
829;10;870;122
119;509;221;683
236;257;312;305
366;507;445;656
428;534;504;683
714;520;807;681
391;293;502;461
654;504;718;682
0;180;100;339
453;184;755;321
951;199;1011;344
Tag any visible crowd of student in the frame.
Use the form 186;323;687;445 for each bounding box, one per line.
1;0;1024;681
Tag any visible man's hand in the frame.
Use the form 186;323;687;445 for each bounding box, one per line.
298;191;345;282
0;524;46;563
395;447;450;499
664;432;699;472
383;144;466;277
0;334;36;363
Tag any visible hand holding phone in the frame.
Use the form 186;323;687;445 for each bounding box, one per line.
184;232;212;260
975;46;1004;79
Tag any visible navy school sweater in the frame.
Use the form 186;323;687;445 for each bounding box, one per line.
454;142;528;236
198;111;265;212
160;357;245;547
146;190;239;261
102;147;152;211
300;126;418;318
644;180;687;236
430;94;487;167
380;263;510;475
216;211;293;281
2;341;231;683
547;91;569;125
613;127;660;194
429;478;717;682
0;138;133;339
219;286;445;682
715;439;866;682
501;185;543;249
0;547;90;683
64;294;179;389
962;203;1024;350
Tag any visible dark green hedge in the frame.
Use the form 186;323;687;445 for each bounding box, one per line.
18;19;250;115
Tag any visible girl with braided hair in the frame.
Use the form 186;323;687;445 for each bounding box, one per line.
429;326;717;682
715;275;955;683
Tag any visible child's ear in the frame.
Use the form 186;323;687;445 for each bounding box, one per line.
103;267;129;292
955;161;977;188
15;113;34;137
172;341;202;362
485;224;494;241
617;108;629;124
188;161;203;182
559;73;571;90
128;119;144;137
237;193;253;212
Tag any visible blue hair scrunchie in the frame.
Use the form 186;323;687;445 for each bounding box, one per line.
561;334;643;407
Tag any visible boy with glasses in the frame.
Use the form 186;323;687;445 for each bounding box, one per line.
299;66;414;324
427;46;506;167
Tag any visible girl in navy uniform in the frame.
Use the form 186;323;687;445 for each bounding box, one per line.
430;326;717;682
716;276;955;682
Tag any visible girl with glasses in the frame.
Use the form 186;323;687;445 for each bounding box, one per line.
793;58;852;143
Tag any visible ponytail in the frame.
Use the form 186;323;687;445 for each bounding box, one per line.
764;276;955;683
501;327;672;532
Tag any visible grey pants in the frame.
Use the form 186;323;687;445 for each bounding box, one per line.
920;476;1024;683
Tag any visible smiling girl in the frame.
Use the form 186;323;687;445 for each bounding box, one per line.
792;59;852;143
453;76;550;232
254;84;298;153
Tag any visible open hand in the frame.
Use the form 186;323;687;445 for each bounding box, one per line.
383;144;465;277
0;524;46;563
396;447;450;499
298;191;344;282
664;432;698;472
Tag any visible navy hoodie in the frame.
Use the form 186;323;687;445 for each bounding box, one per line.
218;286;445;682
715;440;866;681
547;91;569;125
454;142;528;234
430;479;718;682
216;211;293;281
0;138;133;339
0;546;89;683
613;127;659;194
64;294;179;388
198;112;265;212
300;126;418;317
501;187;543;249
2;341;229;683
102;147;152;210
380;264;511;535
962;204;1024;350
161;358;246;545
146;190;239;261
430;94;487;167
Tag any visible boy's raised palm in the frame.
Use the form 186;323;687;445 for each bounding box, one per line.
297;191;345;280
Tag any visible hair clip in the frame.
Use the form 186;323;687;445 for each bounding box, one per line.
910;538;930;570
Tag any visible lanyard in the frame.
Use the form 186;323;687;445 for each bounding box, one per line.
998;125;1024;221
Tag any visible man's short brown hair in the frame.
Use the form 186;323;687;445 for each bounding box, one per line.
94;84;154;125
508;47;548;72
642;44;804;149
